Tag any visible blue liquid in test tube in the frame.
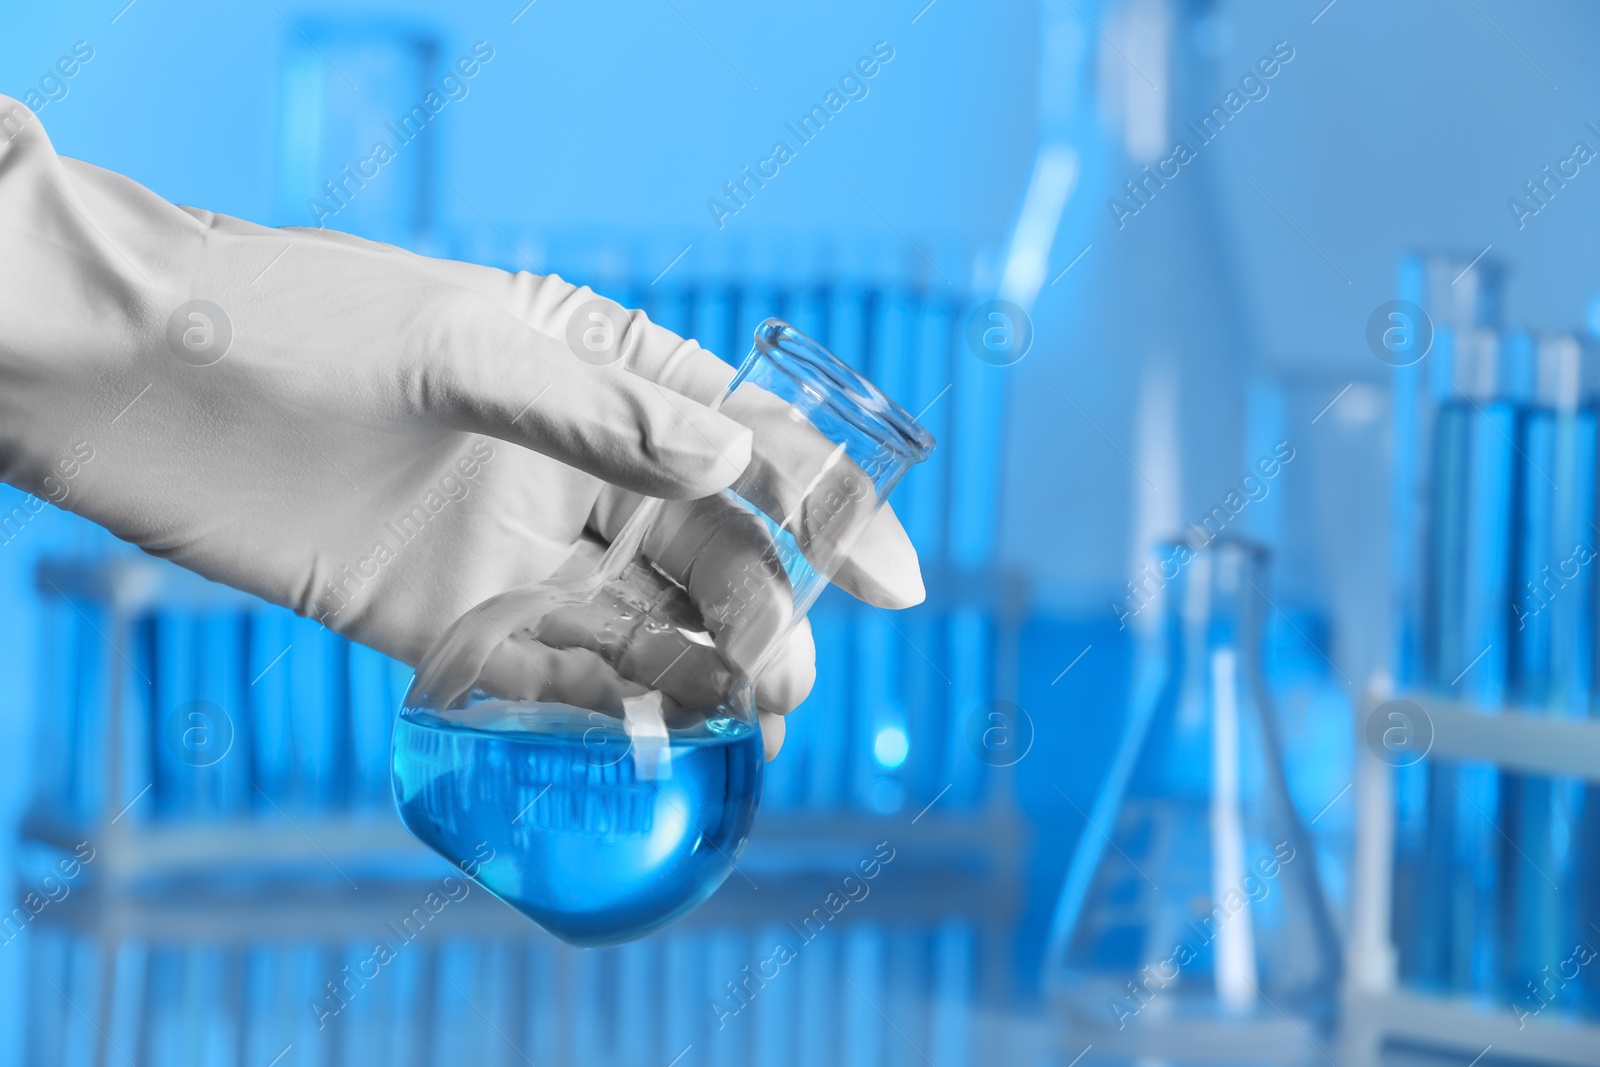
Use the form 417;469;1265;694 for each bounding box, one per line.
1506;334;1595;1008
1422;328;1524;995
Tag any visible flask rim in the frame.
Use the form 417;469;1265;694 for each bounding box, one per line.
752;318;936;463
1160;534;1270;560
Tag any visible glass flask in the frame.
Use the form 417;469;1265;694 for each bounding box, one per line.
391;319;935;946
1044;538;1341;1065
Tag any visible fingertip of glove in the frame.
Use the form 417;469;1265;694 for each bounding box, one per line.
883;567;927;609
835;525;927;609
667;416;752;498
759;710;786;761
837;566;926;610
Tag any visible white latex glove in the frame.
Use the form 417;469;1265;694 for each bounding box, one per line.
0;96;925;759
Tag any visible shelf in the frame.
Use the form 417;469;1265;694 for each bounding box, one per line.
19;809;429;884
19;806;1024;884
31;864;1015;944
1342;989;1600;1067
1397;695;1600;783
1344;694;1600;1066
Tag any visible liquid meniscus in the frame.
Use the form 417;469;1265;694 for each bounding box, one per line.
392;703;763;946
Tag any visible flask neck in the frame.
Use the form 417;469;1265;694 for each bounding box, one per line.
605;319;935;679
731;319;936;491
1168;538;1268;658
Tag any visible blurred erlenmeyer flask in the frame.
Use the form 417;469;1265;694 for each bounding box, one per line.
1044;538;1341;1064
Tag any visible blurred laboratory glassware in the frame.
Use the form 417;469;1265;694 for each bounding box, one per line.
1413;328;1525;996
1390;250;1504;692
1388;256;1505;966
1044;538;1341;1064
1505;333;1597;1011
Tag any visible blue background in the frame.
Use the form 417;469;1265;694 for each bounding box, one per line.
2;0;1598;1064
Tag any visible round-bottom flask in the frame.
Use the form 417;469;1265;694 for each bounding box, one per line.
392;319;935;945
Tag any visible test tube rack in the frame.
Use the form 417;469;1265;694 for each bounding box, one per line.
1341;690;1600;1067
22;550;1026;890
18;548;1030;1065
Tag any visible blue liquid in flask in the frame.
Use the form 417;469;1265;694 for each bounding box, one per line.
393;703;763;946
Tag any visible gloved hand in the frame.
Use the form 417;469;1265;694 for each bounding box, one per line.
0;95;925;759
